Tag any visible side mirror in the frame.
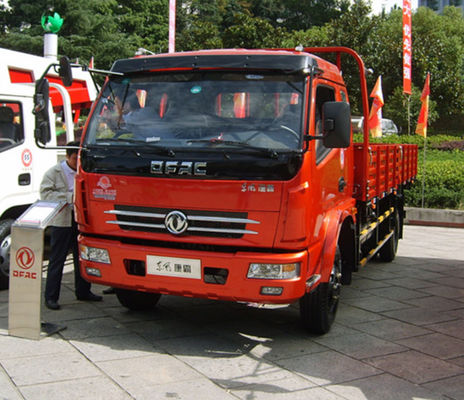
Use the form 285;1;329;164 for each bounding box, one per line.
322;101;351;148
59;56;73;87
33;78;51;145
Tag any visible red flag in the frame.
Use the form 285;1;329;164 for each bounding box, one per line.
416;73;430;137
368;76;384;138
403;0;412;94
89;56;94;69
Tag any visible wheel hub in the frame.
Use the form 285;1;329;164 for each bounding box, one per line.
328;257;342;304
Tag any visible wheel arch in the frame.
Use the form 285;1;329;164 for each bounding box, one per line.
317;207;356;286
338;216;356;285
1;204;30;221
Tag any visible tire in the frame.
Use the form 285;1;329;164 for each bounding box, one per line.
0;219;14;290
115;288;161;311
378;211;399;262
300;246;342;334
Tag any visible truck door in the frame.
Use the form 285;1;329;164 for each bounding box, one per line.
313;84;350;211
0;100;32;208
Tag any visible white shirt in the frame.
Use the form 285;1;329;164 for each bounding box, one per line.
61;160;76;192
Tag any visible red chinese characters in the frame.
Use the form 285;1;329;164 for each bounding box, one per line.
403;0;412;94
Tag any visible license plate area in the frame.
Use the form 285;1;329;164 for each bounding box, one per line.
146;255;201;279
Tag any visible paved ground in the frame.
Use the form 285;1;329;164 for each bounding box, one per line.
0;225;463;400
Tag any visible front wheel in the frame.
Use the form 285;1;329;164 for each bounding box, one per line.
300;246;342;334
0;219;14;290
115;288;161;311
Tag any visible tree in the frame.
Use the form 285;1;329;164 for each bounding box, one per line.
0;0;138;68
250;0;350;30
222;13;286;48
116;0;170;53
384;85;438;133
323;0;376;114
412;6;464;119
175;0;226;50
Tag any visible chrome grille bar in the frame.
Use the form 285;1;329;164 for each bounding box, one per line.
104;207;260;237
105;209;260;225
187;215;259;224
188;227;258;235
106;220;165;229
105;210;165;218
106;220;258;235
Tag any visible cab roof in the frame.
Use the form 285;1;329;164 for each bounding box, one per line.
111;48;343;84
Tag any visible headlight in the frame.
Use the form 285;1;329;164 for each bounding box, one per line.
80;245;111;264
247;263;300;280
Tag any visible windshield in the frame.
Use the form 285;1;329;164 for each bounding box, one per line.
84;71;304;152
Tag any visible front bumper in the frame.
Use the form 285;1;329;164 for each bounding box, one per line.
78;235;310;304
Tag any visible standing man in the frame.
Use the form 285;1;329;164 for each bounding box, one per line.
40;141;102;310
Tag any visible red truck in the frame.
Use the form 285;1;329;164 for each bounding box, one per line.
40;47;417;334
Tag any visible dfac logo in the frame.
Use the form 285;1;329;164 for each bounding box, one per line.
16;247;34;269
165;211;188;235
93;176;117;200
97;176;112;190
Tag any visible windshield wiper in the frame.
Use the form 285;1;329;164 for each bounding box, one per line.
187;139;278;159
95;137;145;144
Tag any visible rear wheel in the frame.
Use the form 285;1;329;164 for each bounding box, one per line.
0;219;14;290
115;288;161;311
300;246;342;334
378;211;399;262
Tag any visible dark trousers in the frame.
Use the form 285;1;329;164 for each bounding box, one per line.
45;222;91;302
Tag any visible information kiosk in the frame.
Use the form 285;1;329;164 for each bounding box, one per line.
8;200;66;340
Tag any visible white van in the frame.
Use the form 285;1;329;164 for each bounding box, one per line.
0;48;97;289
351;116;399;136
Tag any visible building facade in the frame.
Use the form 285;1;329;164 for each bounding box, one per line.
418;0;463;12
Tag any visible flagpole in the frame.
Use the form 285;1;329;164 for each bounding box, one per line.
421;138;426;208
407;95;411;135
169;0;176;53
416;72;430;209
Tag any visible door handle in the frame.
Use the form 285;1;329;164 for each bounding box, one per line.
18;173;31;186
338;177;346;192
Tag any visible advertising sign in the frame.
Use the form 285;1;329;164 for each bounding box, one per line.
403;0;412;94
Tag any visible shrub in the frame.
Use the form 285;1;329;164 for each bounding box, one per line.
407;151;464;209
432;140;464;151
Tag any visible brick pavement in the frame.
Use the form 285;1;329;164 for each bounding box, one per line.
0;225;463;399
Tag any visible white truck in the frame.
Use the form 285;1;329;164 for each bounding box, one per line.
0;47;97;289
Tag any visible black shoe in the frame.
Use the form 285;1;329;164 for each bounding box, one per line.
103;287;116;295
45;299;60;310
77;292;103;302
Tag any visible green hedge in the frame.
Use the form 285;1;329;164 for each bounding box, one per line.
352;134;464;210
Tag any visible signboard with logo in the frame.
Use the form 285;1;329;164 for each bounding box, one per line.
8;200;66;340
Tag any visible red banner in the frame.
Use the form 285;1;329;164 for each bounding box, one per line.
403;0;412;94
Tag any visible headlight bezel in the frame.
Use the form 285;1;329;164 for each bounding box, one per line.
80;245;111;264
247;262;300;280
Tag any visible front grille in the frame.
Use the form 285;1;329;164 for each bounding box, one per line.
105;205;260;239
